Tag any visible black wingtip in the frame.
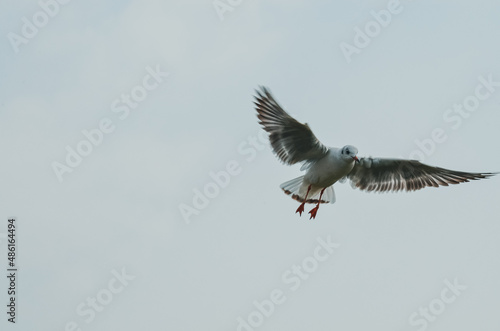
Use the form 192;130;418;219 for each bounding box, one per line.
254;86;267;99
255;85;271;97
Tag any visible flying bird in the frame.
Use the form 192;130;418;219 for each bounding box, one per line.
254;86;496;219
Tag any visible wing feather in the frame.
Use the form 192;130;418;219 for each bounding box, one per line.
254;87;328;165
348;157;495;192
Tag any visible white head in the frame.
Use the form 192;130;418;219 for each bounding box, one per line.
341;145;359;163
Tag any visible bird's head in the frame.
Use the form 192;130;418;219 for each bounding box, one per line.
341;145;359;163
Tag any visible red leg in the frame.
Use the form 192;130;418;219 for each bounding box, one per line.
309;188;326;220
295;185;311;216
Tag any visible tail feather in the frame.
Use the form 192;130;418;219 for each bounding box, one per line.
280;176;304;196
304;185;336;204
280;176;336;204
322;185;336;204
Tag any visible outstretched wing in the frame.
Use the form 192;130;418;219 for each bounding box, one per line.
348;157;495;192
254;86;328;165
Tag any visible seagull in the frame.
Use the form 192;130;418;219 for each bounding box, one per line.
254;86;496;219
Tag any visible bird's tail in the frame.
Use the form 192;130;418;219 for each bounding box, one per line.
280;176;336;204
280;176;304;197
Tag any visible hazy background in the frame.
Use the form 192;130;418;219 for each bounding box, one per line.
1;0;499;330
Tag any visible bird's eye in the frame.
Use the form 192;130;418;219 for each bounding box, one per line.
345;149;349;154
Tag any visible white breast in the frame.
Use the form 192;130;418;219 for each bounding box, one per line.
304;148;355;187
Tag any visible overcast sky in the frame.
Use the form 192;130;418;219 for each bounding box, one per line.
1;0;500;330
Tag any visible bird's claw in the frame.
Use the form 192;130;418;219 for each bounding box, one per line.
295;203;306;216
308;205;319;219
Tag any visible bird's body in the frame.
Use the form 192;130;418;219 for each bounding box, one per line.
286;148;355;203
305;148;354;188
254;86;496;219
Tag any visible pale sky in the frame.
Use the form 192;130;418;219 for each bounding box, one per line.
1;1;499;330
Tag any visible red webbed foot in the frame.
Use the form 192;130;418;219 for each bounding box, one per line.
308;205;319;219
296;203;306;216
295;185;312;217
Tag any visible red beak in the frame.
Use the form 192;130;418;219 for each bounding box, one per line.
354;156;359;163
